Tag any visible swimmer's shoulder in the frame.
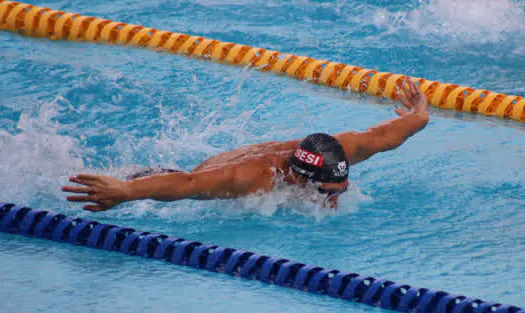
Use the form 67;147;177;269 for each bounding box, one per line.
333;132;360;163
243;139;301;151
196;139;301;172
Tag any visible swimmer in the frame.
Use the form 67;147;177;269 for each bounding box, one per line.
62;79;429;211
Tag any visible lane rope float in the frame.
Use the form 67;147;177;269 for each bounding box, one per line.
1;0;524;122
1;202;523;312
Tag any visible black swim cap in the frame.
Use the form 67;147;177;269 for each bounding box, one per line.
289;133;349;183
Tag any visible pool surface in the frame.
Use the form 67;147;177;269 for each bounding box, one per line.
1;0;524;312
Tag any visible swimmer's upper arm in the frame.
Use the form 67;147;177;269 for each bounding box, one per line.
335;129;396;164
188;161;273;199
125;162;272;202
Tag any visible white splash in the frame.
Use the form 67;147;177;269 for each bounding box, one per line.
372;0;525;44
0;98;85;205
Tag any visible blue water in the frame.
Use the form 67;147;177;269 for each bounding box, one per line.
1;0;525;312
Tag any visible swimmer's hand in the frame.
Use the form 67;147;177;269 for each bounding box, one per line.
62;174;129;212
395;78;429;118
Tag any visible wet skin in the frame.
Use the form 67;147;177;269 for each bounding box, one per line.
63;79;429;212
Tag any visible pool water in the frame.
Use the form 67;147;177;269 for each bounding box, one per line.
1;0;525;312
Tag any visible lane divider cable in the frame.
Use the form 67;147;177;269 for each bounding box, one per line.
1;0;524;122
1;203;523;313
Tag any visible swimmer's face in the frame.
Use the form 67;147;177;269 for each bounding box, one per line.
294;176;349;208
317;180;349;195
317;180;349;208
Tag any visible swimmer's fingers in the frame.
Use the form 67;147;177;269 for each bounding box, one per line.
66;195;94;202
406;78;420;98
398;87;412;112
62;186;91;194
411;79;428;109
77;174;102;181
83;204;108;212
70;174;104;185
399;79;415;109
69;176;96;186
406;79;429;113
83;199;119;212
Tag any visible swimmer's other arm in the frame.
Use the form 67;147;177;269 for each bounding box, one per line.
336;79;430;164
62;163;272;212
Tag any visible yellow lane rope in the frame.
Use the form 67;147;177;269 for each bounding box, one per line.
1;0;524;122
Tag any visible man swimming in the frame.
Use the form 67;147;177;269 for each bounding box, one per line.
62;79;429;211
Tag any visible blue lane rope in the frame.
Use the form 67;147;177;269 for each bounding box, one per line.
1;202;523;312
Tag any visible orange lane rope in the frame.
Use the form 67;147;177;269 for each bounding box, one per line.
1;0;524;122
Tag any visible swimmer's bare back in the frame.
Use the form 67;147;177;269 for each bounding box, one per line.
63;79;429;212
191;140;300;172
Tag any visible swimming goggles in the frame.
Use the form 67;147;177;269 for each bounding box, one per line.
317;185;348;197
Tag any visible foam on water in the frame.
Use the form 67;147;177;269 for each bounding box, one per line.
372;0;525;44
0;99;85;206
0;79;366;220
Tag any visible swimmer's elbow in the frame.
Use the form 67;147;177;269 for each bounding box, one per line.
151;172;196;201
381;134;405;152
182;172;212;199
369;128;402;152
360;112;429;156
354;129;403;162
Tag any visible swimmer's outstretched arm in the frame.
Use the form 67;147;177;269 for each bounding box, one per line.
335;79;430;164
62;163;272;212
